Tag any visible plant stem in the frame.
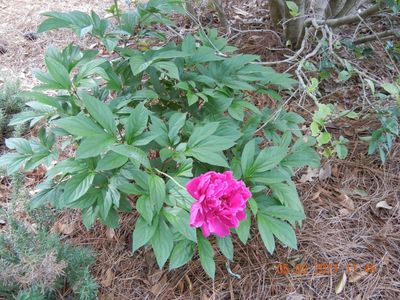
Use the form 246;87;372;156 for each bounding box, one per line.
113;0;121;25
154;168;186;190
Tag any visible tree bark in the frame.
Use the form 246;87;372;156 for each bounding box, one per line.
269;0;383;48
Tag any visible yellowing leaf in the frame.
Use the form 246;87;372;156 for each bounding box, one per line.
335;272;347;294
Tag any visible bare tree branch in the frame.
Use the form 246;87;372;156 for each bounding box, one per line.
321;3;383;27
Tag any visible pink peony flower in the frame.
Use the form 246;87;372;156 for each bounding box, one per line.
186;171;252;238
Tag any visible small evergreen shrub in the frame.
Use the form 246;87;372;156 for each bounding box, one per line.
1;130;98;299
0;221;98;300
0;0;320;278
0;79;26;140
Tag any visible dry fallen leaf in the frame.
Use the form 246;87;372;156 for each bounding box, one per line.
106;228;115;240
331;164;339;177
185;274;193;291
299;168;319;183
338;194;355;211
376;201;392;210
349;271;368;283
150;273;167;295
335;272;347;294
101;268;114;287
52;221;75;235
319;164;332;181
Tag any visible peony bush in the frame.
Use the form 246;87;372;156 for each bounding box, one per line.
0;0;319;278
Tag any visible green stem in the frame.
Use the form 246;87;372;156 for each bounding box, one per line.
113;0;121;25
154;168;185;190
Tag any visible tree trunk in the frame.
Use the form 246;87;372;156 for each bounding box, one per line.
269;0;377;48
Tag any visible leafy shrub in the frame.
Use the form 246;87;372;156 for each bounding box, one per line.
0;1;319;278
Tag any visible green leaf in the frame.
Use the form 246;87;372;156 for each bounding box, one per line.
236;209;251;244
187;122;219;147
62;173;95;204
286;1;299;16
100;186;120;219
317;132;331;145
187;92;198;106
125;103;148;144
241;139;256;178
80;92;116;135
109;144;150;168
132;216;158;251
136;195;154;225
257;214;275;254
269;182;303;213
45;56;71;89
101;207;119;228
216;236;234;261
168;112;186;144
284;146;320;169
153;61;180;80
149;174;166;212
381;82;399;95
38;14;71;33
22;91;62;110
338;70;351;81
151;219;174;268
9;111;43;126
129;55;152;75
163;207;197;242
66;188;99;209
264;205;305;222
182;34;196;53
76;134;115;159
169;240;194;270
82;205;99;229
0;153;29;175
260;214;297;250
186;148;229;168
197;234;215;279
248;198;258;215
336;144;348;159
96;151;128;171
253;146;287;173
5;138;33;154
53;115;106;137
307;78;319;94
175;158;193;177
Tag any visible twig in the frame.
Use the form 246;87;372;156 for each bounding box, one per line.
295;37;324;104
183;7;228;57
257;27;311;65
230;27;283;45
254;89;300;134
354;14;400;75
353;29;399;44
